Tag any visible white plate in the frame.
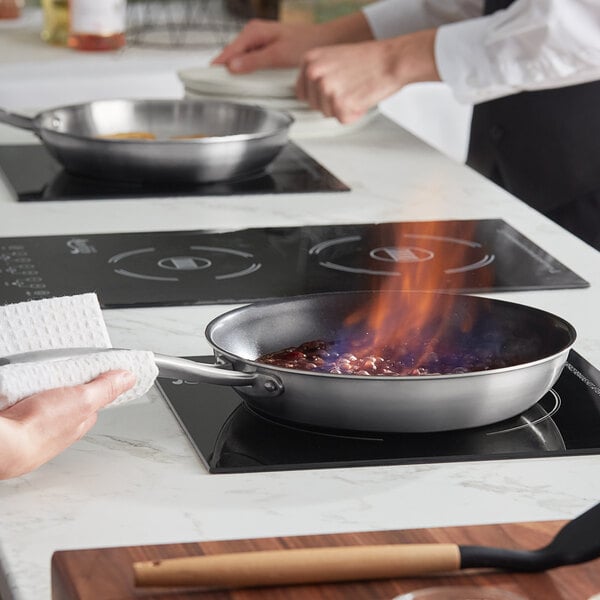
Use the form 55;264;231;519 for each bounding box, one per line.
178;65;299;99
184;89;377;139
183;86;308;111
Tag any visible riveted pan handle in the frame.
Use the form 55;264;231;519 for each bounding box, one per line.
0;108;37;131
154;353;283;396
0;347;283;397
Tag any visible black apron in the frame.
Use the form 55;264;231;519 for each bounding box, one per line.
467;0;600;249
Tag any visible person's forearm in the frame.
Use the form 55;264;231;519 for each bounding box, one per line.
315;10;375;45
296;27;439;124
387;28;440;85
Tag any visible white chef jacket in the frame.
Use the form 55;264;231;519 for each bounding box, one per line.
362;0;600;104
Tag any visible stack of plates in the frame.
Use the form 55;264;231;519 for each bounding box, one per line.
177;65;376;139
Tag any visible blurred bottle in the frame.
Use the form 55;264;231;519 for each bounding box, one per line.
0;0;23;19
41;0;69;45
68;0;127;51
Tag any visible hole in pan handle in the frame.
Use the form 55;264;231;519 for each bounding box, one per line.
153;353;283;395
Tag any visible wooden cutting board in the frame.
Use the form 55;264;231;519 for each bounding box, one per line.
51;520;600;600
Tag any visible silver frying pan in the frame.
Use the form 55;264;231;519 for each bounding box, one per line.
0;292;576;433
201;291;576;432
0;98;293;183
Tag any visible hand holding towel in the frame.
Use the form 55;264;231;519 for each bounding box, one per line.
0;293;158;410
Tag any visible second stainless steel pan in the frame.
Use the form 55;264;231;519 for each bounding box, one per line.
0;98;293;183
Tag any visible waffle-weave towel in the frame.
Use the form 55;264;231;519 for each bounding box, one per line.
0;294;158;409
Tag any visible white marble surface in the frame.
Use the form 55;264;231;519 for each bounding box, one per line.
1;10;600;600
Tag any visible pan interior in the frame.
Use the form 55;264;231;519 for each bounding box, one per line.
207;292;576;370
38;99;292;140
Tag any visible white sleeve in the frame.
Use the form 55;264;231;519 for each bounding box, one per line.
435;0;600;104
363;0;482;39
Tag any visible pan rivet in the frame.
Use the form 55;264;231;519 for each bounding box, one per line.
264;381;277;392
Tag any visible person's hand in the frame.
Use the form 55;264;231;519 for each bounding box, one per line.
211;12;373;74
0;370;136;480
296;28;440;124
212;18;327;73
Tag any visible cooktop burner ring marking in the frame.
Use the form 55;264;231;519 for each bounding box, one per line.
108;247;156;264
402;234;495;272
113;268;178;282
308;236;361;255
402;233;482;248
189;245;255;259
486;389;561;437
215;263;262;280
317;262;404;276
311;233;496;276
189;246;262;279
445;254;495;274
108;245;261;281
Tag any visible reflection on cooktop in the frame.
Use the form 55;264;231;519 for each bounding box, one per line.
0;220;589;307
158;351;600;473
0;142;349;201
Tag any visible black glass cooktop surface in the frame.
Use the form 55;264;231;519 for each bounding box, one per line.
157;351;600;473
0;220;588;307
0;142;349;201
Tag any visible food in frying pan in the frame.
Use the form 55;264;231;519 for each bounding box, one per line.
98;131;157;140
169;133;209;139
257;334;536;376
97;132;208;140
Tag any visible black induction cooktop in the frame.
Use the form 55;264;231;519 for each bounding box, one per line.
0;142;349;201
157;350;600;473
0;219;588;307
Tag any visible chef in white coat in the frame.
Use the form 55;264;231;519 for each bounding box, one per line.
214;0;600;249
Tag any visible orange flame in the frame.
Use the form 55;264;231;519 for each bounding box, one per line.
344;221;494;367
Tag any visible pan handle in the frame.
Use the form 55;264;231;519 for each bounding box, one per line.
154;353;283;396
0;348;284;397
0;108;37;131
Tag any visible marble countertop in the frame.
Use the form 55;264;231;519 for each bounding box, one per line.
1;10;600;600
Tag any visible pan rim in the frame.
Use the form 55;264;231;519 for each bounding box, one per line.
35;97;294;145
205;290;577;381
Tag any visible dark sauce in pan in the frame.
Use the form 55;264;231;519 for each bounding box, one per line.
256;336;531;376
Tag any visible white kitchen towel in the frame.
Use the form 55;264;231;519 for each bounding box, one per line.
0;293;111;354
0;293;158;410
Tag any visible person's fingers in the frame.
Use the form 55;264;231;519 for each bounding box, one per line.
297;50;335;117
312;70;334;117
211;19;276;67
226;46;280;73
330;94;366;124
78;369;137;412
4;370;136;441
76;411;99;441
296;49;321;105
295;65;307;101
317;88;334;118
0;370;136;478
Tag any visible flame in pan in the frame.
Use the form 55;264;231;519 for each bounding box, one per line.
343;221;494;366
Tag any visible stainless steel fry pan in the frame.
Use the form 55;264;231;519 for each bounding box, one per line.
0;291;576;433
0;98;293;183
